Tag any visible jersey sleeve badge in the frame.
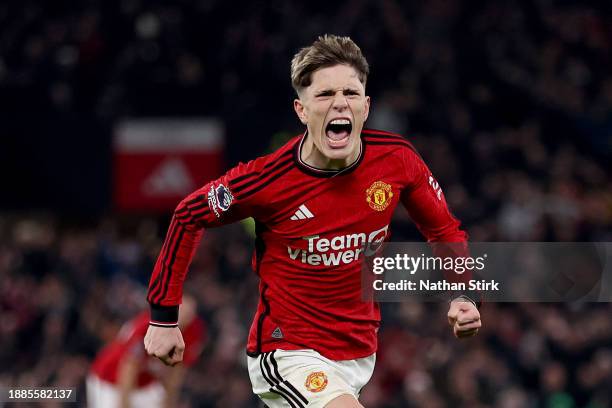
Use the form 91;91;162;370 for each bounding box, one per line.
208;183;234;218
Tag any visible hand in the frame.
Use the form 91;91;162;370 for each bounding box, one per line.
144;325;185;366
447;298;481;338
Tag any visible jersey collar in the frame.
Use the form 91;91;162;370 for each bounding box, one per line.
293;130;365;178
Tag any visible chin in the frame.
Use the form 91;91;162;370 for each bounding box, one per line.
322;147;352;161
317;139;344;157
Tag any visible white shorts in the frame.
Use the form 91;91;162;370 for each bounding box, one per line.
86;374;165;408
247;349;375;408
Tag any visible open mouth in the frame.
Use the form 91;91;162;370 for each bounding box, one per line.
325;118;353;148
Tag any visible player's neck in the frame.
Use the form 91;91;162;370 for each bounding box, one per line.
300;136;361;170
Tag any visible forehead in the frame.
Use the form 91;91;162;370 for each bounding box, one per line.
308;64;364;90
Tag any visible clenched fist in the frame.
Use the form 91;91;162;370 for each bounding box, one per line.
144;325;185;366
447;298;481;338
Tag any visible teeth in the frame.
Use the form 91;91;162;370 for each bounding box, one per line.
330;119;350;125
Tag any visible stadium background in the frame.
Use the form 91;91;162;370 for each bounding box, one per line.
1;0;611;407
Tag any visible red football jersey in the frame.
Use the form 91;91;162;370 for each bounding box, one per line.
147;129;467;360
90;312;206;387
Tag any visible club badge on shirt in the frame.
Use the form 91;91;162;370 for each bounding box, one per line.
366;181;393;211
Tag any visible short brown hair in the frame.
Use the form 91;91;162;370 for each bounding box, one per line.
291;34;369;94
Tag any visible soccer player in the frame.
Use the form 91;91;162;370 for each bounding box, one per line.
89;295;205;407
144;35;481;408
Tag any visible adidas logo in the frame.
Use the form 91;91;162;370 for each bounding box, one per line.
290;204;314;221
271;327;284;339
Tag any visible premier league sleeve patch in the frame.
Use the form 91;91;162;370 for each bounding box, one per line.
207;183;234;218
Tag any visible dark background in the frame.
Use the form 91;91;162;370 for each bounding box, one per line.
0;0;611;407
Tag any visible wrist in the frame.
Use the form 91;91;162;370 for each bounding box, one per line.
450;293;481;309
149;303;179;327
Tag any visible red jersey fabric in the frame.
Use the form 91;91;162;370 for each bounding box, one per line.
90;312;205;387
147;129;467;360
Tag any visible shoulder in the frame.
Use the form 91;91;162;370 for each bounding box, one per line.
362;128;420;158
225;134;301;198
230;134;299;173
116;312;149;342
184;317;207;342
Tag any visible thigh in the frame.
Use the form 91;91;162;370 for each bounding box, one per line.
86;375;119;408
325;394;365;408
131;382;165;407
248;350;356;408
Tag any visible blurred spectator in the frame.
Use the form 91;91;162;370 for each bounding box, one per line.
87;295;206;408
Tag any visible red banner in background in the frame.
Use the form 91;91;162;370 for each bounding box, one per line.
113;118;224;212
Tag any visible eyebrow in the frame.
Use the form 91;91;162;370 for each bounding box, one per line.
315;87;361;96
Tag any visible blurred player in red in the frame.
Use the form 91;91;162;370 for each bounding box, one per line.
144;35;481;407
88;295;205;408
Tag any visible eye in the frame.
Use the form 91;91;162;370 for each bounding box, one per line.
343;89;360;97
316;90;333;97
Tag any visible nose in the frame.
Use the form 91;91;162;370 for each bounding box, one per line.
331;91;348;111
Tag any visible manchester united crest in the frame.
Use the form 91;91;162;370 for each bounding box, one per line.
366;181;393;211
305;371;328;393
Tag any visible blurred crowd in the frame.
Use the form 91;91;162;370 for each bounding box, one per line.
1;0;611;232
0;0;611;407
1;216;611;407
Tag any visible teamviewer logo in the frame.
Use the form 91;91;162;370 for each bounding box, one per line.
287;225;389;266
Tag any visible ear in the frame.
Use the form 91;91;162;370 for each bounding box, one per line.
364;95;371;122
294;98;308;125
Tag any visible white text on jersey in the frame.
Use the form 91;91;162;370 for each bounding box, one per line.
287;225;389;267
